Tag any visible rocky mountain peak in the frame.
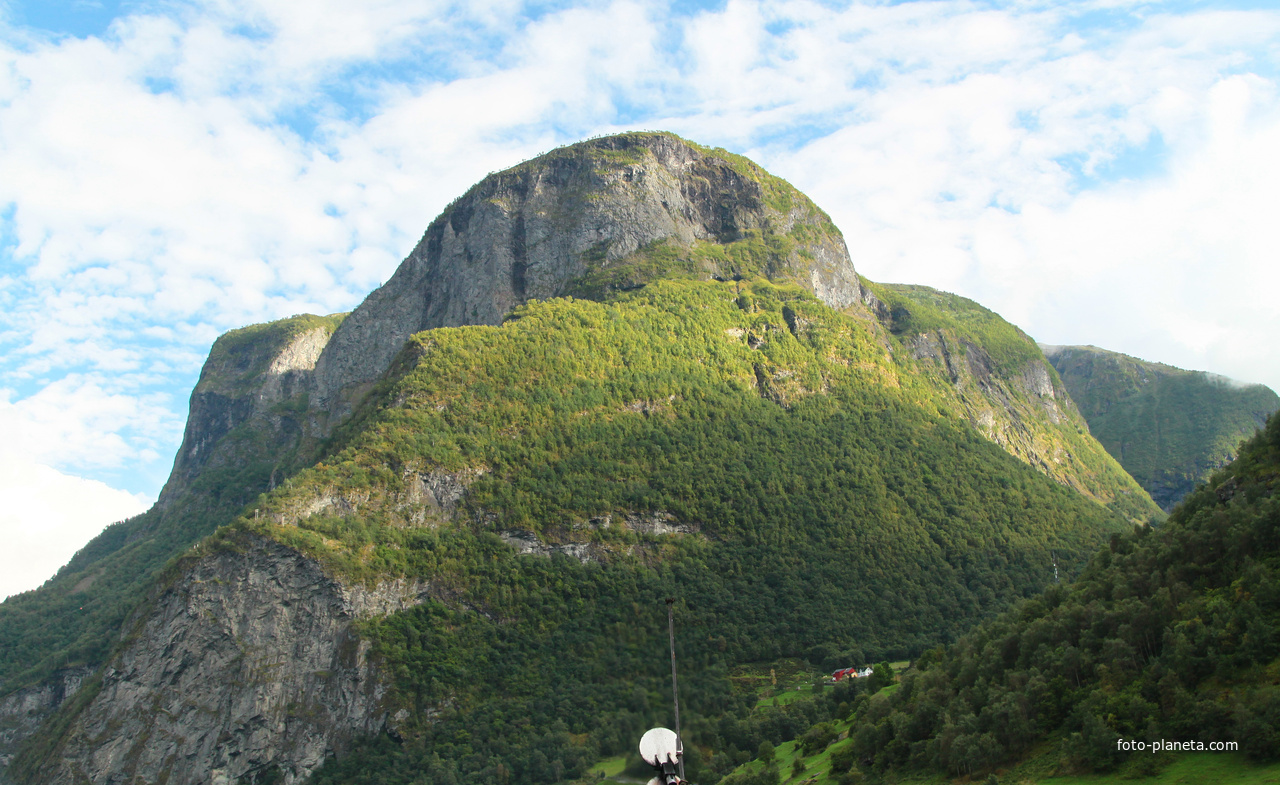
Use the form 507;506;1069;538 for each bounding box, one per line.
313;132;872;415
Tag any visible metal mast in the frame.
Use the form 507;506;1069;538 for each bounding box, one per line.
666;597;685;781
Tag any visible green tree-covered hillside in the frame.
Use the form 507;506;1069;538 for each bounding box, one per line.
1045;344;1279;510
3;133;1163;785
869;284;1159;525
88;279;1141;785
823;407;1280;781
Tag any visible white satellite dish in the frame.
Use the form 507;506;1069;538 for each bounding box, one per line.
639;727;681;767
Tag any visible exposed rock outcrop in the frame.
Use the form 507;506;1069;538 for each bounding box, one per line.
497;510;701;563
313;132;870;419
27;535;419;785
0;668;90;781
907;329;1087;483
158;317;345;509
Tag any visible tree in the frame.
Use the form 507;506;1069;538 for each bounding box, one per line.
757;741;775;765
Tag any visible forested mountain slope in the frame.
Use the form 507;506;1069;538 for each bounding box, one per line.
824;409;1280;781
1;132;1157;785
18;279;1134;785
1045;344;1279;510
873;286;1157;525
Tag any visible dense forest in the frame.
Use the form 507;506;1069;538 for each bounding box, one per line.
1047;344;1279;510
94;278;1133;785
770;409;1280;782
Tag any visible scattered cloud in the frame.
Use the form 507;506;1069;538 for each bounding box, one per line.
2;0;1280;592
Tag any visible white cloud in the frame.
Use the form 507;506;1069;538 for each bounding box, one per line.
0;375;179;473
0;453;151;600
753;4;1280;389
0;0;1279;575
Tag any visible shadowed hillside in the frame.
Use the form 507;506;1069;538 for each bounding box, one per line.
1045;344;1279;510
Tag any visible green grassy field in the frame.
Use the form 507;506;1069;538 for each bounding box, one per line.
721;732;1280;785
589;755;627;779
1002;753;1280;785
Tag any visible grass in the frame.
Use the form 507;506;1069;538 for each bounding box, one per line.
587;754;645;784
589;756;627;778
1031;754;1280;784
753;687;813;710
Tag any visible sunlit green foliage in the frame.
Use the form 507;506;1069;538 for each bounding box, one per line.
4;276;1149;785
865;281;1043;376
191;279;1134;785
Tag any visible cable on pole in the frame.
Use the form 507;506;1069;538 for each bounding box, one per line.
666;597;685;782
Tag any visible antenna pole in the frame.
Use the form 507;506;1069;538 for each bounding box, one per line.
666;597;685;781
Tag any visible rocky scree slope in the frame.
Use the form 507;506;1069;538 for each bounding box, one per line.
4;133;1155;785
1045;344;1280;510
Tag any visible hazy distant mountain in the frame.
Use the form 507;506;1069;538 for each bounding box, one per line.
1043;344;1279;510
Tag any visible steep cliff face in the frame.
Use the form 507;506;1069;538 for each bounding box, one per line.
1044;344;1280;509
313;132;874;418
0;668;89;780
22;535;422;785
870;283;1160;524
0;315;347;782
159;314;346;508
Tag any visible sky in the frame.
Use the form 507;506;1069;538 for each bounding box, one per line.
1;0;1278;598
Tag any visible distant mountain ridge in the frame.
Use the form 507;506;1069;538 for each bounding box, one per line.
1043;344;1280;510
1;132;1158;785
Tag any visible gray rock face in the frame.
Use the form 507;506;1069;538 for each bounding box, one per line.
906;329;1093;487
0;668;90;782
159;320;341;509
314;132;866;416
30;535;423;785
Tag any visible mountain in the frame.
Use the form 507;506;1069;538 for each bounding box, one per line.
0;132;1158;785
0;314;347;776
812;406;1280;781
1044;345;1280;510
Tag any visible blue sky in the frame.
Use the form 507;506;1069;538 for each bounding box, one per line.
3;0;1280;596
